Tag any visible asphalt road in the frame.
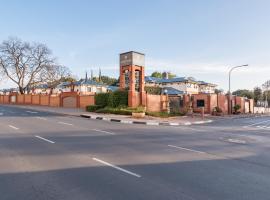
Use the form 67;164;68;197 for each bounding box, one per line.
0;105;270;200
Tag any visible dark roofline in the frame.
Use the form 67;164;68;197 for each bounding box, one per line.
120;51;145;56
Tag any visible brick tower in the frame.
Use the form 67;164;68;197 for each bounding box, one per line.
119;51;146;107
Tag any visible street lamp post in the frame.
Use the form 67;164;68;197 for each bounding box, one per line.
228;64;248;114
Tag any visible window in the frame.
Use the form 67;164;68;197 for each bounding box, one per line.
197;99;205;107
87;87;92;92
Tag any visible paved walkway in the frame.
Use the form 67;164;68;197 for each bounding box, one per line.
5;104;214;126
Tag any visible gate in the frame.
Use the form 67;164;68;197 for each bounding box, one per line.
169;96;183;113
63;96;77;108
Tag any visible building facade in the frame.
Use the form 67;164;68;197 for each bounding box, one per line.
145;76;217;95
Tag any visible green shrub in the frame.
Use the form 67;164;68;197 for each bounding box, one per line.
233;104;241;113
94;106;146;115
107;90;128;108
95;107;132;115
130;106;146;113
95;90;128;108
146;111;170;118
213;106;223;113
95;93;109;107
146;111;185;118
86;105;103;112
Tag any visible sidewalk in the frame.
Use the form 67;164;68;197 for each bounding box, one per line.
8;104;213;127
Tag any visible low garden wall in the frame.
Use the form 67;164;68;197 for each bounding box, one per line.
146;94;168;112
0;93;95;109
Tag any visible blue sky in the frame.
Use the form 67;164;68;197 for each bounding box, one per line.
0;0;270;91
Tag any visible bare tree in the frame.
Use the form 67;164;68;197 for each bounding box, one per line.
0;37;70;94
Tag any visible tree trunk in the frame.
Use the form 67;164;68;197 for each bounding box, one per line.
19;87;24;94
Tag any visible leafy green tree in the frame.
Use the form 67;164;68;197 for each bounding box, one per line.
263;90;270;105
151;71;176;79
215;89;224;94
151;71;162;78
93;75;118;86
168;72;176;79
253;87;263;103
232;89;254;99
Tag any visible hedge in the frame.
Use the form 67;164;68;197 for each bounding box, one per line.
95;90;128;108
108;90;128;107
86;105;103;112
95;107;133;115
95;93;110;107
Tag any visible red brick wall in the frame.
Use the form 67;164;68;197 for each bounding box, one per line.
17;95;24;104
210;94;218;112
32;95;40;105
217;95;228;114
40;95;49;106
79;95;95;108
235;96;245;113
0;95;3;103
146;94;167;112
128;91;141;108
3;96;9;104
24;95;32;104
192;94;210;113
49;96;60;107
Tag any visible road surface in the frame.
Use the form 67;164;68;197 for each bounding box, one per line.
0;105;270;200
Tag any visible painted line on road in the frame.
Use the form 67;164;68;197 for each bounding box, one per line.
58;121;73;126
26;111;38;114
168;145;206;154
8;125;19;130
92;129;115;135
35;117;47;120
244;119;270;128
227;138;247;144
92;157;141;178
35;135;55;144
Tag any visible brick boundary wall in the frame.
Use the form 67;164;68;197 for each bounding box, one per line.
0;93;253;115
182;94;253;114
146;94;168;112
0;93;95;110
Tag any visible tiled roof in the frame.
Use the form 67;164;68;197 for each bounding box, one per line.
34;84;49;89
56;79;105;88
162;87;185;95
107;86;119;92
145;76;216;86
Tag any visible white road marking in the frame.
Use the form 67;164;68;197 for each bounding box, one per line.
58;121;73;126
26;111;38;114
227;138;247;144
244;119;270;128
168;145;206;154
8;125;19;130
92;157;141;178
92;129;115;135
35;117;47;120
35;135;55;144
146;121;159;126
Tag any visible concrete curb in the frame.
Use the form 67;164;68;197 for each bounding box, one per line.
80;114;213;127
